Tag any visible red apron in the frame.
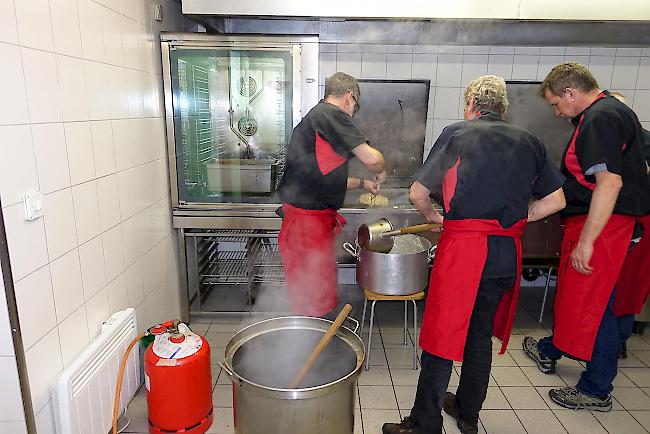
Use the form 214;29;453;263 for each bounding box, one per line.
419;218;526;362
552;214;635;360
613;214;650;316
278;203;346;316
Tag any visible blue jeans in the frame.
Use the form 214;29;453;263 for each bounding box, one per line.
618;314;634;344
537;289;619;398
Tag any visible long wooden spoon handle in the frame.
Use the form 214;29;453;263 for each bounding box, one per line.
288;304;353;389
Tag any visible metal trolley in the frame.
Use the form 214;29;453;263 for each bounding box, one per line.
184;229;285;314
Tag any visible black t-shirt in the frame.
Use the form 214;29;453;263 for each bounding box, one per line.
416;111;565;278
561;92;650;216
278;101;367;210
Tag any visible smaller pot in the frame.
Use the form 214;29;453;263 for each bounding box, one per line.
343;235;437;296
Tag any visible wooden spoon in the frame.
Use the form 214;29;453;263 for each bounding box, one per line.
288;304;353;389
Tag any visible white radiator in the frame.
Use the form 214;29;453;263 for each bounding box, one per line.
52;308;141;434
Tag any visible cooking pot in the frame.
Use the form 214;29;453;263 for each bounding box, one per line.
358;218;441;253
343;234;436;296
219;316;364;434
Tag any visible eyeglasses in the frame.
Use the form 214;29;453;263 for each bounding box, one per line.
350;92;360;115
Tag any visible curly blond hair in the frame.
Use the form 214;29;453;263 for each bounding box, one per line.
464;75;509;115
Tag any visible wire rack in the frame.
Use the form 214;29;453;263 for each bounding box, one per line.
188;230;285;312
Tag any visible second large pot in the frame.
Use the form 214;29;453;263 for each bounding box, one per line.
343;234;435;296
220;316;364;434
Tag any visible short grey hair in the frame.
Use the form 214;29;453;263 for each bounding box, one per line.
324;72;361;99
539;62;598;97
464;75;509;115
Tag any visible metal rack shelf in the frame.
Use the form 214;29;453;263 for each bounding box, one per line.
185;230;285;314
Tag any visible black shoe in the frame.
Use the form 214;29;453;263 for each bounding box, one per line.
548;386;612;412
619;342;628;359
442;392;479;434
634;321;647;335
522;336;557;374
382;416;433;434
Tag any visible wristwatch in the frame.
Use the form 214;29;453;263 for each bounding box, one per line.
358;177;365;189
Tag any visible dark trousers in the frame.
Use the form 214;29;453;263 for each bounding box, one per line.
410;277;514;433
618;314;634;344
537;288;619;398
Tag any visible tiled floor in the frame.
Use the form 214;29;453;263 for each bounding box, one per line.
123;285;650;433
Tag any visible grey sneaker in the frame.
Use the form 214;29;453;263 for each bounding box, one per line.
549;386;612;412
522;336;556;374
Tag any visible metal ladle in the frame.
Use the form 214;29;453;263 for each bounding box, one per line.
358;219;441;253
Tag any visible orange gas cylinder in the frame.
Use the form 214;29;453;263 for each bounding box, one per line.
144;322;213;434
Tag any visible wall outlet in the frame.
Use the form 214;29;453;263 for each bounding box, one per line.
22;191;44;221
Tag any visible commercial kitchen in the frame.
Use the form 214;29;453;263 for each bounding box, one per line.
1;0;650;433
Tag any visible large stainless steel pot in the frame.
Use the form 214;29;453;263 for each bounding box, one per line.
220;316;364;434
343;234;436;296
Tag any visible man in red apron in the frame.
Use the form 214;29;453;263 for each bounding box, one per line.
608;93;650;358
615;215;650;357
523;63;650;412
383;75;566;434
277;72;386;317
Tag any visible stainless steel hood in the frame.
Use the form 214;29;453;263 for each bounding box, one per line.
188;18;650;47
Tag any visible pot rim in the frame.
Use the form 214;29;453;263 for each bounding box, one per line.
361;234;432;255
222;316;365;398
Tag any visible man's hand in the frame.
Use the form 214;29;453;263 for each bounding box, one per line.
374;170;386;184
571;240;594;275
363;179;380;194
424;209;444;232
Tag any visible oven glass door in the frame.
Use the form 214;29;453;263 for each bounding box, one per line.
170;48;293;204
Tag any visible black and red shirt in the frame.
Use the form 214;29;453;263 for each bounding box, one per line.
278;101;367;210
561;91;650;217
416;110;565;277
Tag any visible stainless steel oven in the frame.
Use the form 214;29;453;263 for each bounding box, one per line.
161;33;319;209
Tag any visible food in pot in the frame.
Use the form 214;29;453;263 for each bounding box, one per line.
359;192;389;207
232;329;357;389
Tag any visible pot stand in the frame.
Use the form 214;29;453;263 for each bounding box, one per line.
359;289;425;371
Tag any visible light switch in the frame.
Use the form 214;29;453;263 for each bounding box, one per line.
22;191;44;221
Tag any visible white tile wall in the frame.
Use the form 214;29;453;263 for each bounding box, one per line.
50;249;84;322
57;305;90;367
14;265;56;350
0;125;39;207
14;0;54;52
79;235;107;300
102;224;125;282
612;55;641;89
72;181;102;244
97;174;122;230
85;286;109;337
43;188;78;260
0;0;18;45
21;48;63;124
91;120;117;177
0;0;186;427
57;55;90;122
50;0;83;57
32;123;71;194
65;122;96;185
436;54;463;87
319;43;650;157
3;204;48;281
0;43;29;126
24;327;63;412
